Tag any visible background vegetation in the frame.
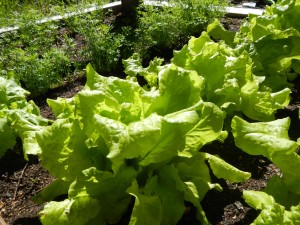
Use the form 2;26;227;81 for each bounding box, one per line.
0;0;226;96
0;0;107;27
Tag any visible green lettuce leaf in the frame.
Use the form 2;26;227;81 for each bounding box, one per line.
240;81;291;121
232;116;300;193
0;76;29;106
266;0;300;31
249;34;300;91
47;97;76;119
36;119;103;180
76;64;157;137
69;167;136;224
183;101;226;154
0;75;48;158
0;117;16;157
9;109;49;158
264;176;300;209
243;176;300;224
207;19;236;46
40;167;137;225
243;190;300;225
171;31;290;121
146;64;203;116
33;179;71;204
93;113;162;168
205;153;251;183
139;110;200;167
176;153;221;225
235;0;300;91
40;198;102;225
141;165;186;225
123;53;164;88
127;180;162;225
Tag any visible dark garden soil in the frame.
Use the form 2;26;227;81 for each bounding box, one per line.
0;2;298;224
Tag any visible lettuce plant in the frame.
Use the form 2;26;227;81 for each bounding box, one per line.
209;0;300;92
243;188;300;225
126;32;290;122
29;64;251;225
125;0;300;223
30;1;298;224
232;116;300;194
232;116;300;224
6;0;298;224
224;0;300;223
0;75;49;158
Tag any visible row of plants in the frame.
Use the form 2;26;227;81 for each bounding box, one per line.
0;0;107;27
0;0;225;97
1;0;300;224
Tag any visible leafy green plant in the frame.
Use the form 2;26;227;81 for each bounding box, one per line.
232;117;300;193
19;0;298;223
0;0;107;27
65;9;135;75
0;18;76;96
1;0;228;95
1;0;299;224
1;45;71;97
134;0;227;61
243;187;300;225
83;24;126;75
207;0;300;222
125;0;300;222
26;63;251;225
15;48;71;96
209;0;300;92
232;117;300;224
157;32;289;122
0;75;49;158
18;17;58;50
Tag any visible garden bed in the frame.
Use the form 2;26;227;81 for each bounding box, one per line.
1;1;300;225
1;75;299;224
